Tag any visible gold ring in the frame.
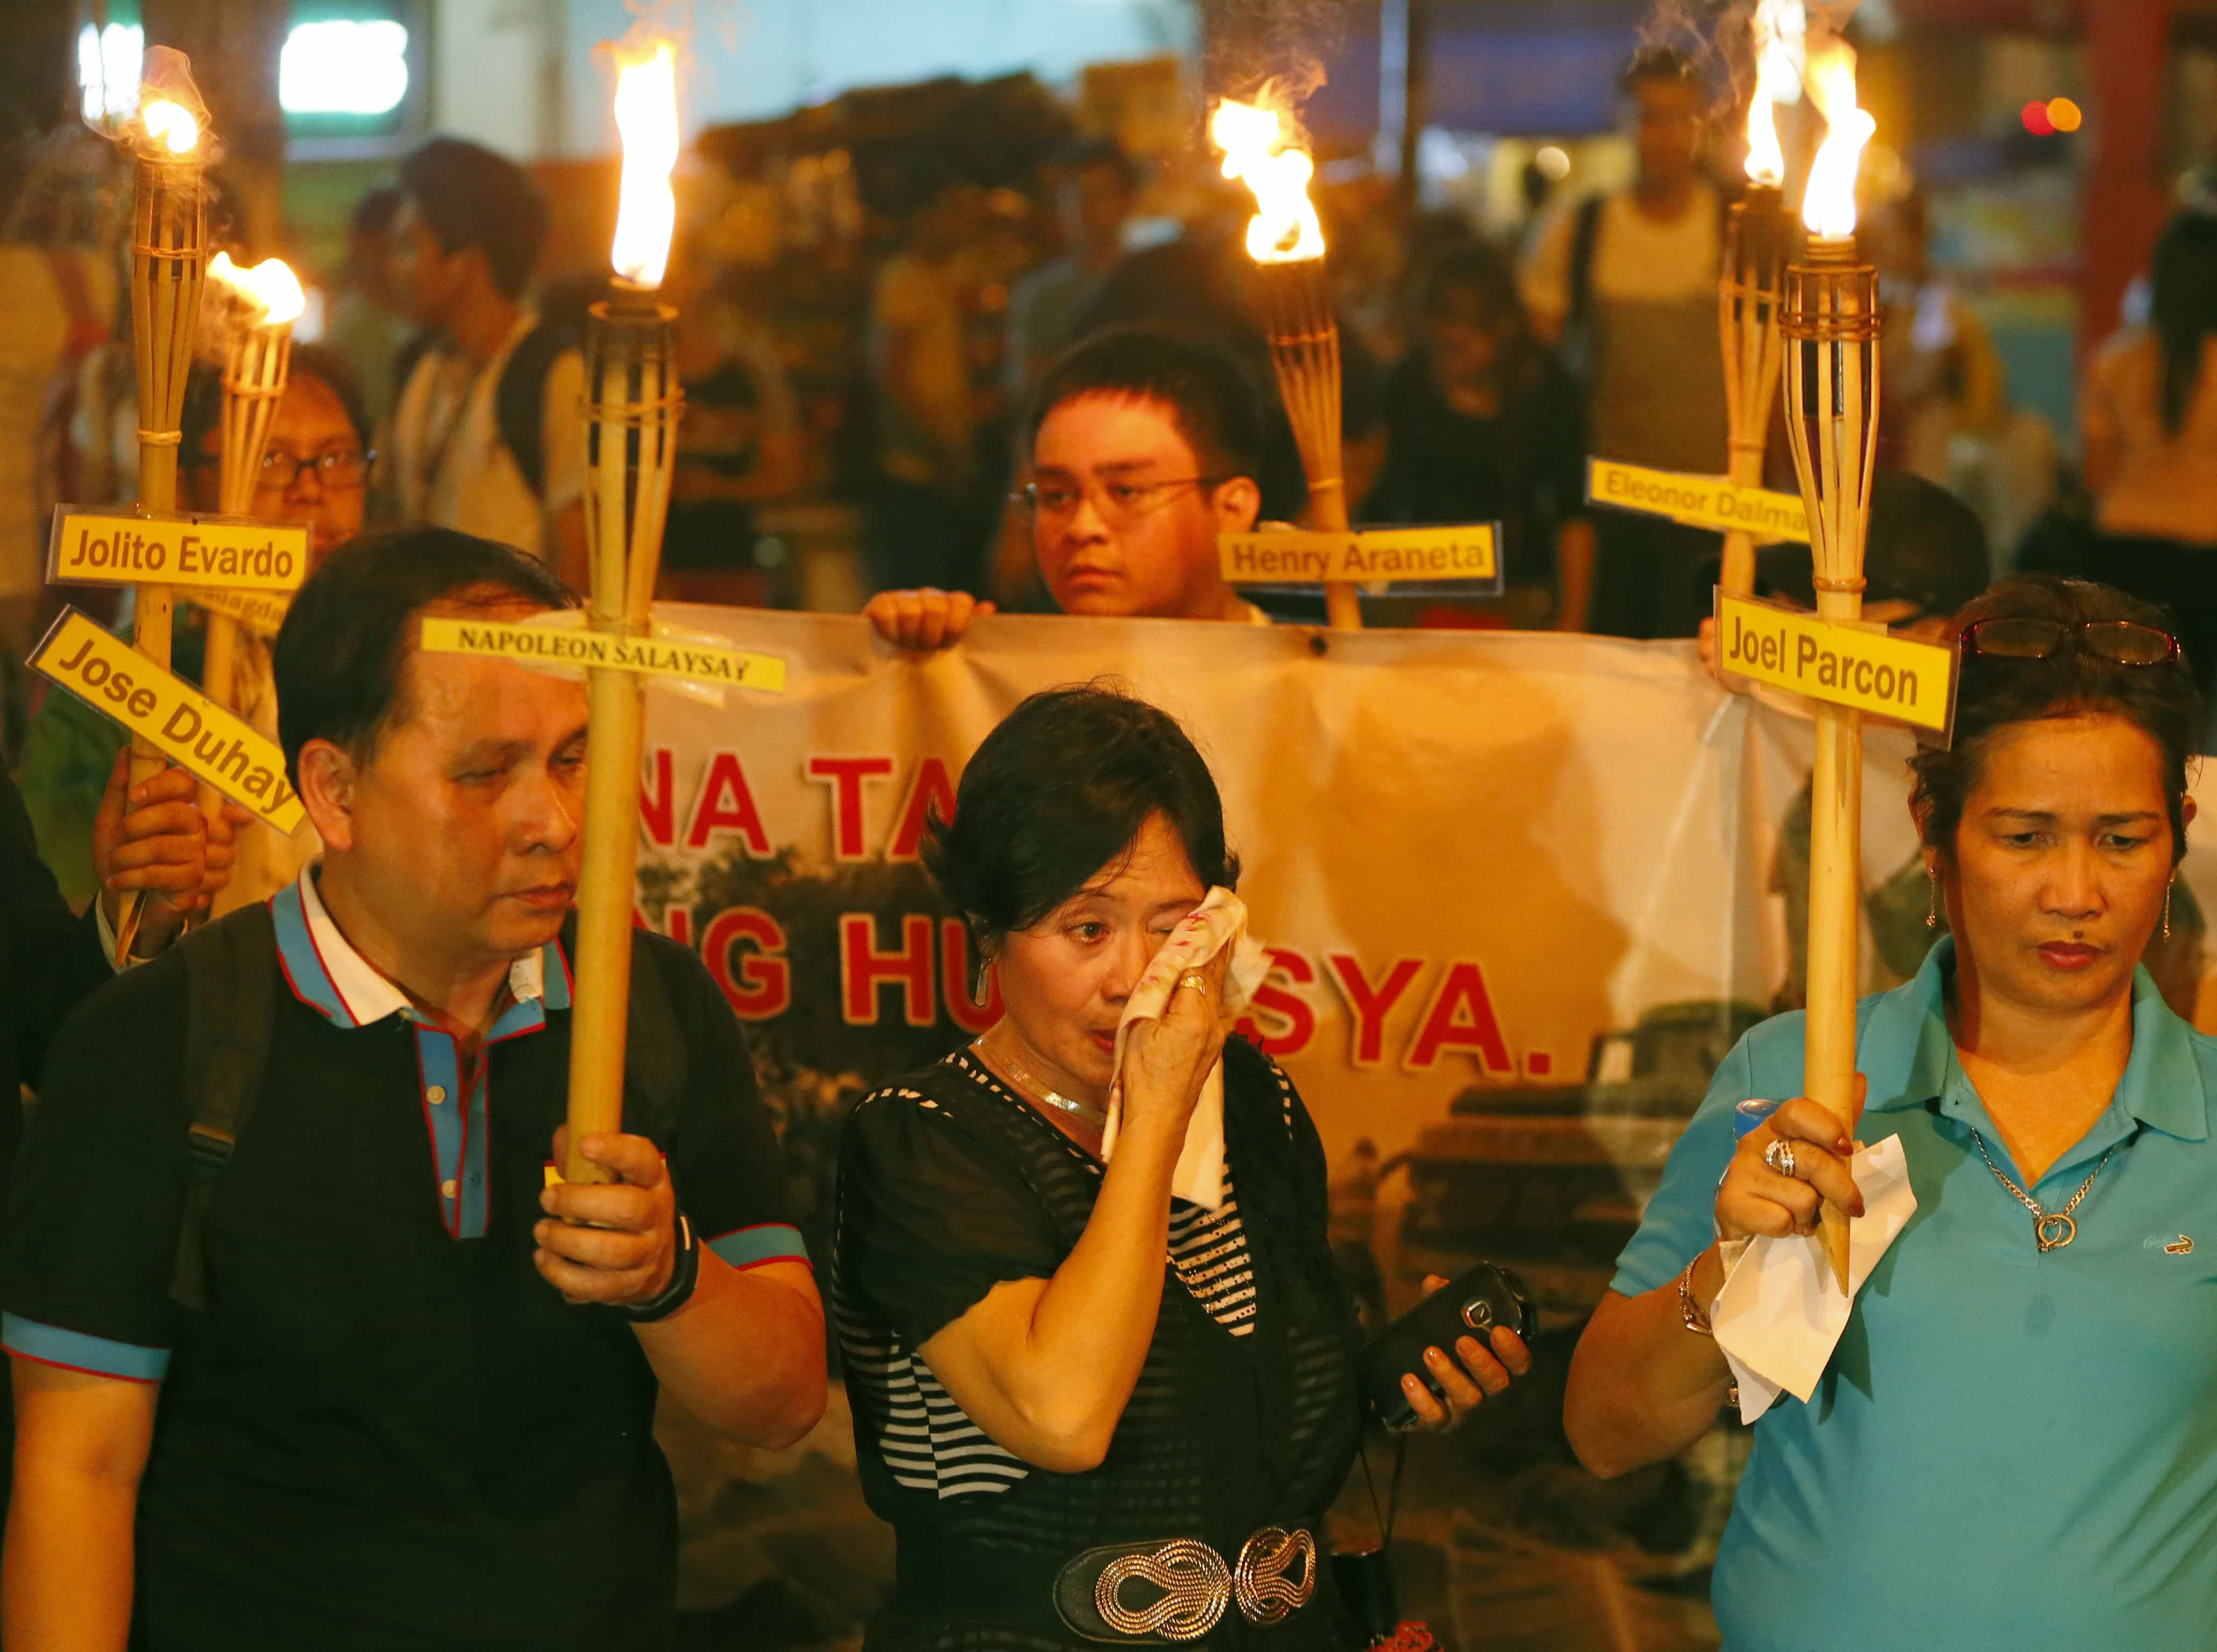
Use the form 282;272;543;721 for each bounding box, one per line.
1178;972;1210;994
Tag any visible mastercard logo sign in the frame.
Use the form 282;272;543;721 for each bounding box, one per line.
2023;98;2083;137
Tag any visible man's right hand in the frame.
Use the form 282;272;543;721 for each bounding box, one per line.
864;588;995;651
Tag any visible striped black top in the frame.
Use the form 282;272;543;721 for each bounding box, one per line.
833;1051;1291;1499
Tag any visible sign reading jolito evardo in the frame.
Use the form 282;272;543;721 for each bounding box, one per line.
27;608;305;832
48;505;310;595
1715;589;1958;736
1219;524;1501;587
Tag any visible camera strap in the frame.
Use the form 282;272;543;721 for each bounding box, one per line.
1354;1432;1411;1548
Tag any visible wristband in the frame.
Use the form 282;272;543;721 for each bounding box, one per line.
623;1212;700;1323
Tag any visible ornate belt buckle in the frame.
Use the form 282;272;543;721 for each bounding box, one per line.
1233;1526;1317;1626
1095;1537;1232;1642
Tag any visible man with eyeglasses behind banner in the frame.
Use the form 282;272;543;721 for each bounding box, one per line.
16;348;372;915
865;326;1269;649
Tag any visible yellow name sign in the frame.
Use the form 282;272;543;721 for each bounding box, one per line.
1586;460;1809;544
418;617;787;694
48;507;310;594
1715;590;1957;734
1220;525;1500;585
191;587;289;639
28;609;305;831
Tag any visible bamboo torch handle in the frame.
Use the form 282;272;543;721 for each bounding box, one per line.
132;440;180;788
1718;443;1766;597
1309;475;1360;631
563;668;642;1184
1804;588;1864;1293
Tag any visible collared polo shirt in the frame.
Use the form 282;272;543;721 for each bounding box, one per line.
1614;938;2217;1650
1;869;808;1651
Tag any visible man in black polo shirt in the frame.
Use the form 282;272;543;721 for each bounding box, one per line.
1;528;825;1651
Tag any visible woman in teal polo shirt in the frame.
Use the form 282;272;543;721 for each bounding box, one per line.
1566;573;2217;1650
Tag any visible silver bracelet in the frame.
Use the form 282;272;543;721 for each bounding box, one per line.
1676;1252;1714;1337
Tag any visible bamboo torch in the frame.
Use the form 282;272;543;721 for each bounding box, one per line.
1211;96;1361;631
1718;1;1796;596
1781;42;1880;1293
564;39;684;1186
201;252;303;814
125;66;211;779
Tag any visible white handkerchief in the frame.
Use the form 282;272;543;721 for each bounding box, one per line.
1713;1134;1917;1425
1101;888;1270;1210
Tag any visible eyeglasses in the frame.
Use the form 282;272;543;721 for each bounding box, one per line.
1014;475;1225;529
1962;617;2183;667
257;448;373;491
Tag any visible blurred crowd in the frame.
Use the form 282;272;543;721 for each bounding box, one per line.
5;41;2217;768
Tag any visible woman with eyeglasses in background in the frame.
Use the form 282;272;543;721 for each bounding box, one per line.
1566;574;2217;1650
16;346;372;912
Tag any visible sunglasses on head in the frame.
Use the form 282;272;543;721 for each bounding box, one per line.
1960;617;2183;668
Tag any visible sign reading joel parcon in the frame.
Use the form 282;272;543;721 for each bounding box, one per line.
27;608;305;832
47;506;310;595
1220;525;1501;586
1714;590;1958;736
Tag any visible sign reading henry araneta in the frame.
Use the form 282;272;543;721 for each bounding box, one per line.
1219;524;1502;588
48;505;310;595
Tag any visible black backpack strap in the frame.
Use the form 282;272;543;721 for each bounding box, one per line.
173;907;279;1313
494;318;579;501
1568;194;1605;335
621;930;687;1147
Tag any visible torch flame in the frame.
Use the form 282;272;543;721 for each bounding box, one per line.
610;40;680;289
1801;40;1875;239
1210;96;1325;265
141;98;200;155
1745;0;1804;188
209;251;307;327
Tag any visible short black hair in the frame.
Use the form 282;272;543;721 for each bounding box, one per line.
1622;44;1699;95
181;343;373;476
1028;325;1266;486
922;683;1240;958
396;136;548;301
1056;137;1138;194
1909;575;2204;863
274;526;579;785
1864;471;1991;620
350;181;403;239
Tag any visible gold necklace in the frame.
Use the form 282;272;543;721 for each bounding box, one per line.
972;1034;1110;1127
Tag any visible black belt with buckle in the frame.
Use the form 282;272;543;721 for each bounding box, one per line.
1054;1527;1319;1643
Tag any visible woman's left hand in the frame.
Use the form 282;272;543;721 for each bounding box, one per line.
1399;1273;1534;1433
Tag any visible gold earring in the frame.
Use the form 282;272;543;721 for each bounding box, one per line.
1925;864;1939;930
2165;880;2175;941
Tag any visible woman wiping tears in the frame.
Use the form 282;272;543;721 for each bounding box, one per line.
830;685;1530;1650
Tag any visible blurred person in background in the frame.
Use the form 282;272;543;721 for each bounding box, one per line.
1004;140;1139;403
16;348;368;912
866;159;993;597
2076;210;2217;706
653;187;808;609
1870;190;2005;487
320;184;411;437
1076;163;1389;545
1364;243;1594;630
1522;46;1726;637
387;137;587;585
